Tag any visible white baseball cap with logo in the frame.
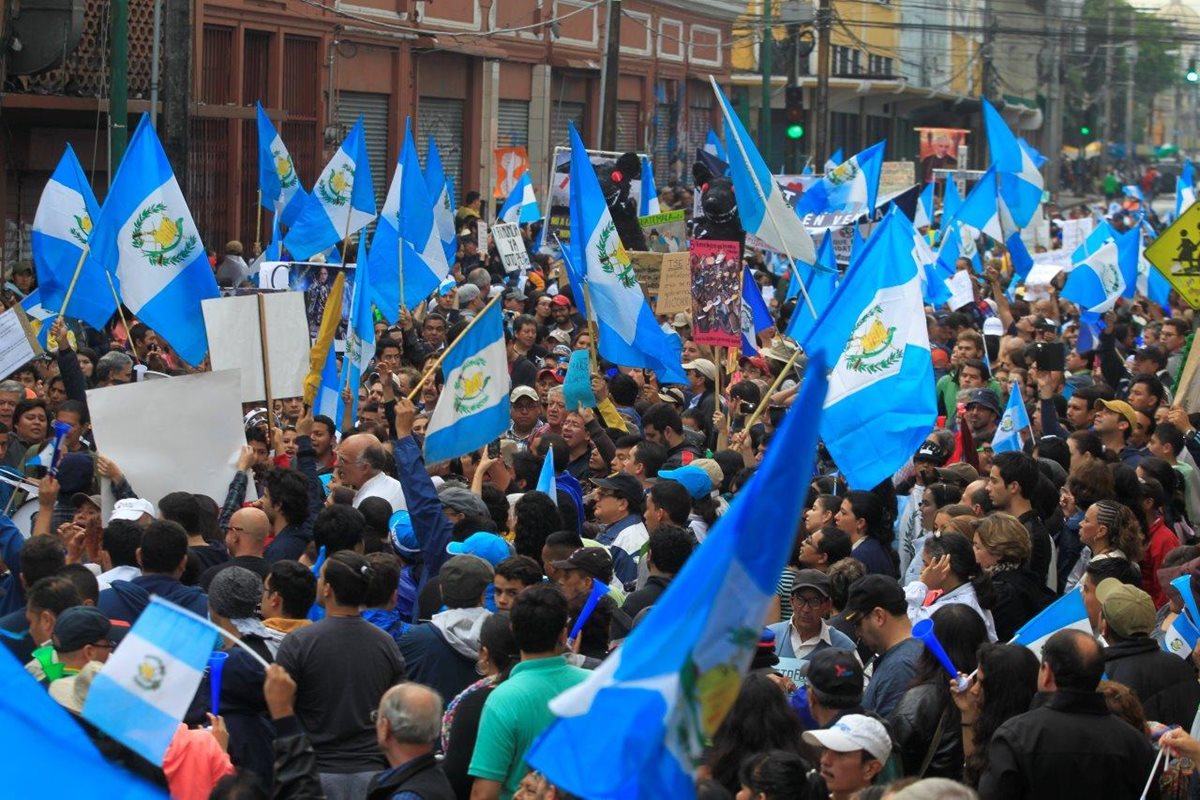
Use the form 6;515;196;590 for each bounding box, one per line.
109;497;157;523
801;714;892;762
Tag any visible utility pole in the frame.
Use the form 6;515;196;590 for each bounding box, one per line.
813;0;831;168
108;0;129;184
161;0;191;189
1046;26;1064;195
1125;40;1138;175
1100;5;1114;178
760;0;773;169
598;0;621;150
787;23;799;173
981;0;993;102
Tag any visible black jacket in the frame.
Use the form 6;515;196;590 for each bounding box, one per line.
271;716;325;800
621;574;671;619
1104;636;1200;729
397;624;480;703
977;689;1159;800
367;753;456;800
990;568;1053;643
888;683;963;780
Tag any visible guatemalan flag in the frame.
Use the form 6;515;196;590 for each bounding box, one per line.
1162;609;1200;659
710;77;816;264
952;164;1013;243
1061;239;1124;318
567;125;687;385
537;449;558;505
343;233;375;423
88;115;219;366
793;140;886;218
423;300;510;465
992;381;1031;454
82;596;219;765
803;207;935;489
786;232;838;345
526;351;830;799
704;128;727;161
498;172;540;224
913;182;935;230
1138;219;1172;308
255;102;307;228
314;338;342;422
283;117;376;261
983;100;1043;229
1010;586;1091;659
1178;161;1196;218
740;267;773;355
425;138;458;266
31;145;116;330
20;291;55;349
639;156;660;216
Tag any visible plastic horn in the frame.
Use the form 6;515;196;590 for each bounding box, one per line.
47;420;72;478
568;580;609;645
209;650;229;715
912;618;969;691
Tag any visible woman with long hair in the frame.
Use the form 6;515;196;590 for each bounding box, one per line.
905;531;998;641
735;751;812;800
835;490;898;577
1077;499;1146;590
952;642;1040;787
890;604;989;780
972;514;1052;641
511;491;563;561
704;673;806;795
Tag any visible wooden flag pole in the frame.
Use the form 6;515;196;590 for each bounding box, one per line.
55;245;91;325
580;281;600;372
406;291;505;402
255;190;263;255
257;292;276;441
103;272;140;365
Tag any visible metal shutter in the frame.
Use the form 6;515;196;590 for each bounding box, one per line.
497;99;530;148
417;97;465;198
652;101;676;187
336;91;390;213
688;102;712;172
616;101;639;153
550;101;585;149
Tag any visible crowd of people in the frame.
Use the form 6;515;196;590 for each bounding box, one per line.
7;181;1200;800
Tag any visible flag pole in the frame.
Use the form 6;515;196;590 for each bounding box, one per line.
55;245;91;325
257;292;276;442
104;272;140;365
255;190;263;256
740;346;802;433
579;281;600;371
708;75;819;321
406;291;504;402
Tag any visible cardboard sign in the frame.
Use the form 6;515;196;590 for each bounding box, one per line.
202;292;311;402
1059;218;1095;258
492;222;531;273
88;369;253;522
638;210;688;253
774;657;810;687
654;252;692;317
628;251;663;297
689;239;743;348
562;350;597;411
0;306;42;381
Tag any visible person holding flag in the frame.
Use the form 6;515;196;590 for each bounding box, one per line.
991;381;1032;454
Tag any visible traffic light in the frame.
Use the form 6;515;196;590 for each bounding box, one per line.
1080;124;1092;136
1188;59;1198;83
785;87;804;140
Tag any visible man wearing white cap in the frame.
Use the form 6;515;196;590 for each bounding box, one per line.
802;714;892;800
681;358;721;448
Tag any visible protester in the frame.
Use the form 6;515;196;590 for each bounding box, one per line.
844;575;924;717
801;714;893;799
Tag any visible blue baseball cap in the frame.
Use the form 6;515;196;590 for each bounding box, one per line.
389;510;420;557
447;532;513;567
658;465;713;499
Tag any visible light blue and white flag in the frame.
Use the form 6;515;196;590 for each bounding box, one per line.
1171;575;1200;634
1162;609;1200;659
803;207;935;489
498;172;541;225
1007;231;1034;285
914;182;935;230
88;115;219;366
951;164;1012;243
255;102;307;228
741;267;773;355
1138;218;1172;308
31;145;116;330
537;449;558;506
1122;185;1145;203
793;141;886;218
567;125;687;385
314;338;342;422
992;381;1031;454
942;178;963;233
20;291;55;349
283;117;376;261
424;300;510;465
639;156;660;216
425;138;459;267
342;234;374;423
1010;586;1090;659
825;148;844;173
1178;161;1196;218
82;596;219;765
526;350;830;799
983;100;1043;228
704;128;727;161
710;77;816;264
1061;239;1123;318
786;233;838;345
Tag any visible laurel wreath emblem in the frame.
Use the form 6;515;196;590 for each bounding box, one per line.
272;148;299;190
68;213;92;247
844;303;902;374
131;202;198;268
317;167;352;206
596;222;638;289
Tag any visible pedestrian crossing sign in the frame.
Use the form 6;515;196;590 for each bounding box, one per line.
1146;200;1200;308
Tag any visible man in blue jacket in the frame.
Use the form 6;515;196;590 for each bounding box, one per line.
98;519;207;624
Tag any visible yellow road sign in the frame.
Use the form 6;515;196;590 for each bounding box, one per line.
1145;201;1200;308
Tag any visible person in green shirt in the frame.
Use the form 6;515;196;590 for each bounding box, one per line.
468;584;588;800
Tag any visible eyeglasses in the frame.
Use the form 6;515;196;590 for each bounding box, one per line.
790;594;827;609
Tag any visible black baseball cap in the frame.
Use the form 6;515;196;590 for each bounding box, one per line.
551;547;613;580
52;606;129;652
791;569;832;598
965;388;1001;416
842;575;907;623
803;648;863;700
913;441;950;466
592;473;644;507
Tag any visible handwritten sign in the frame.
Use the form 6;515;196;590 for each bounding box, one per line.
654;252;692;317
492;222;530;273
0;306;42;381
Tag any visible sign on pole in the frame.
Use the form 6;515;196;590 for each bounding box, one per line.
1145;201;1200;309
491;222;531;273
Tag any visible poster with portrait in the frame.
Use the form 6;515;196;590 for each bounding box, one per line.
257;261;358;340
916;127;969;184
689;239;743;347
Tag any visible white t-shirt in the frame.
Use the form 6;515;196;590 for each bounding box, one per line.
353;471;408;513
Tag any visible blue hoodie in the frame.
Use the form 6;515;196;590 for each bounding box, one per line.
98;574;208;624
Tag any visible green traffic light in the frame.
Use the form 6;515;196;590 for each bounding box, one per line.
1189;71;1199;83
786;123;805;140
1080;126;1091;136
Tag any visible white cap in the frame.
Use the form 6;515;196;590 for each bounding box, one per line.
801;714;892;762
983;317;1004;337
109;497;156;522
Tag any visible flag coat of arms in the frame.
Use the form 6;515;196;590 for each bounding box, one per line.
87;115;219;366
424;301;510;465
992;381;1031;454
255;102;307;228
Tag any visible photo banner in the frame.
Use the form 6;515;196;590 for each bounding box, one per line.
689;239;743;347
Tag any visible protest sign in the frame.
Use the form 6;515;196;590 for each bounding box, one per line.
638;210;688;253
689;240;743;347
654;252;692;317
880;161;916;197
89;369;253;522
255;261;355;340
946;270;976;311
628;251;663;299
202;292;310;402
494;146;529;198
1059;218;1095;256
830;226;855;265
773;657;809;688
0;306;42;381
492;222;531;273
1022;251;1072;301
563;350;597;411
